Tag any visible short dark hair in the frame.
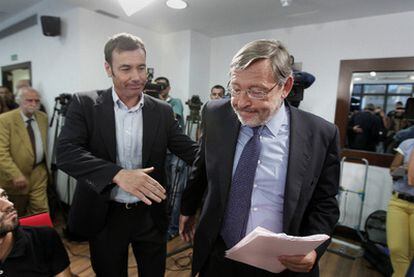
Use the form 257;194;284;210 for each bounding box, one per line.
154;77;170;87
211;85;225;94
104;33;146;65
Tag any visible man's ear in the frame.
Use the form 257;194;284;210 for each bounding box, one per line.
281;76;294;99
104;62;113;77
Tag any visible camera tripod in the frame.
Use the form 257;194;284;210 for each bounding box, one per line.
49;95;74;221
166;114;201;258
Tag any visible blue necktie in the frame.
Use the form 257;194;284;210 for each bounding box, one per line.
221;126;262;248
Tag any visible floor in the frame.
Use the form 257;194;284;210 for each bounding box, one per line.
64;235;383;277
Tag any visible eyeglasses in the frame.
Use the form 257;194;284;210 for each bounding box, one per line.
228;82;279;100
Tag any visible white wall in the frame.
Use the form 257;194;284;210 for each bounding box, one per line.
209;11;414;122
159;30;191;109
189;31;211;105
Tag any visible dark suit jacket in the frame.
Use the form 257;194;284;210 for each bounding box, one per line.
56;88;197;237
181;100;340;276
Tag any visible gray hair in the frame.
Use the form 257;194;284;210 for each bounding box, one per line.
15;87;40;104
230;39;293;85
104;33;146;65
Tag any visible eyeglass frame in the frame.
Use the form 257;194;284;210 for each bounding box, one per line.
227;82;283;100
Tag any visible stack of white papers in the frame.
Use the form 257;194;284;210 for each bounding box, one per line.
225;226;329;273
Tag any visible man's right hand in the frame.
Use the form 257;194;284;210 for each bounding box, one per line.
112;167;166;205
12;175;28;189
179;214;196;243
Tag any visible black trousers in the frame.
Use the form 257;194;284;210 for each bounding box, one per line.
200;236;306;277
89;202;166;277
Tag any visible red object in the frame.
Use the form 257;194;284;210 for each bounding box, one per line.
19;213;53;227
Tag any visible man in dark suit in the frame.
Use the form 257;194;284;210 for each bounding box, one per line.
57;33;197;277
180;39;340;276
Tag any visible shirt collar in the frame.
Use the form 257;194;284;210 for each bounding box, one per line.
264;101;288;137
111;87;144;112
20;110;35;123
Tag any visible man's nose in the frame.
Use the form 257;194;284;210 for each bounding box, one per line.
0;198;14;210
236;91;251;108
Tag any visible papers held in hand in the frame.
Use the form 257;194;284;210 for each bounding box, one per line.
225;226;329;273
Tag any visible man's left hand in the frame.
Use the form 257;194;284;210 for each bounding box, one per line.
278;250;317;272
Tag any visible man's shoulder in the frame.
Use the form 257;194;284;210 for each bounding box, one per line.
35;110;48;120
20;225;59;238
0;109;20;123
290;106;337;132
144;94;173;109
205;98;231;111
74;88;110;101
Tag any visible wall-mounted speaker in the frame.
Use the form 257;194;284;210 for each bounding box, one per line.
40;16;60;37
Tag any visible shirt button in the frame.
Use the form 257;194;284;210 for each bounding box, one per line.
257;160;261;164
253;207;258;212
253;184;258;188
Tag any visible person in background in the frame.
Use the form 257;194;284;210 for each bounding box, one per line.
210;85;225;100
15;80;47;114
0;188;73;276
155;76;185;130
0;87;49;216
0;86;18;111
347;103;382;152
386;101;409;153
0;95;10;114
180;39;340;277
387;138;414;276
154;76;192;240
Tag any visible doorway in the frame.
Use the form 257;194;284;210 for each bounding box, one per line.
1;61;32;94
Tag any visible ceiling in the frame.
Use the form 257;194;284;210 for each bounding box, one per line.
1;0;414;37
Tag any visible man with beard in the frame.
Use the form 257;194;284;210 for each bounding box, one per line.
0;188;72;276
57;33;197;277
0;87;49;216
180;39;340;276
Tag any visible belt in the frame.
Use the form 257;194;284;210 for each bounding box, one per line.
110;201;144;210
393;191;414;203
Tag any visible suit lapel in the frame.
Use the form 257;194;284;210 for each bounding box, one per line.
283;106;313;232
13;110;34;156
142;95;160;167
96;89;117;162
218;103;240;206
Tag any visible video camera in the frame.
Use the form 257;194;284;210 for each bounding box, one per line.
286;71;315;107
186;95;203;122
55;93;72;106
143;82;167;99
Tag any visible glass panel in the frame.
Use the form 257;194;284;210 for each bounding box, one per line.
363;84;386;94
386;96;411;114
352;84;362;95
361;95;384;110
347;72;414;154
388;84;413;94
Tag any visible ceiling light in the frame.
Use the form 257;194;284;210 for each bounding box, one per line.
118;0;155;16
410;75;414;80
166;0;188;9
370;71;376;77
280;0;292;7
353;77;362;81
